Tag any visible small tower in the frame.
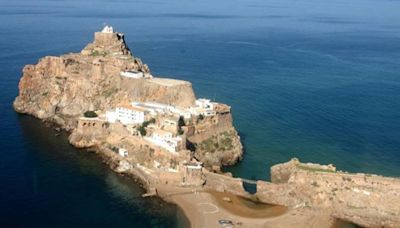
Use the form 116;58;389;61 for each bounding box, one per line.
101;25;114;33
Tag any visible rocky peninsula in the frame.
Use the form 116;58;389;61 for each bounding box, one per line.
14;27;400;228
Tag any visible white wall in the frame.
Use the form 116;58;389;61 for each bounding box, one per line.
115;107;145;124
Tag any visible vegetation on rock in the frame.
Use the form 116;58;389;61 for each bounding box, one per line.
138;118;156;136
83;111;98;118
178;116;185;135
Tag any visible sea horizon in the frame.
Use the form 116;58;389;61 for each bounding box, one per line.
1;0;400;227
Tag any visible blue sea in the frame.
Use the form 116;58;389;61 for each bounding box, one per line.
1;0;400;227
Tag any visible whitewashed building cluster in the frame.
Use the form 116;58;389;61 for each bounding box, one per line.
106;103;146;125
144;129;182;153
131;99;216;119
104;98;220;153
132;102;192;119
106;98;217;125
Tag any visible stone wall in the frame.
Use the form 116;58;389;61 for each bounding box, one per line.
189;113;233;143
204;171;249;198
256;159;400;228
68;118;109;148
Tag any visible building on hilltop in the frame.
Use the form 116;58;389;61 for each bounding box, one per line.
101;25;114;33
132;101;173;116
106;103;147;125
81;25;132;56
144;129;183;153
169;106;192;119
189;98;217;117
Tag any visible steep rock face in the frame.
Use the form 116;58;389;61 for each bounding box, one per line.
187;112;243;167
192;129;243;166
13;29;242;167
13;31;196;128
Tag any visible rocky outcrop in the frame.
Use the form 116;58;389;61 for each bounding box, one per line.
191;129;242;166
187;112;243;167
270;158;336;183
256;159;400;228
13;28;242;167
81;31;132;56
14;30;196;129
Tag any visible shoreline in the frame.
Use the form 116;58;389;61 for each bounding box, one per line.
156;185;336;228
21;117;398;228
12;28;400;228
90;142;330;228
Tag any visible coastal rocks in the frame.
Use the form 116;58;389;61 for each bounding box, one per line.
13;28;241;170
193;129;243;167
256;159;400;228
186;112;244;167
115;160;133;173
270;158;336;183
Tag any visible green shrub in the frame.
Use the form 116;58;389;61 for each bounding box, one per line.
142;118;155;128
178;116;185;127
138;126;147;136
177;116;186;135
198;114;204;120
84;111;98;118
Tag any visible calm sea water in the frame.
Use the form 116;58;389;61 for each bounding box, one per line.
1;0;400;227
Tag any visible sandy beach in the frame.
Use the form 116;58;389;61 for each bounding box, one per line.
156;185;336;228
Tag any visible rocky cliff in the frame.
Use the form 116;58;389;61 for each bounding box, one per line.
14;32;195;127
13;29;243;167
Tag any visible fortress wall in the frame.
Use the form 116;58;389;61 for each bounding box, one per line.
257;160;400;227
68;118;110;148
120;78;196;108
189;113;234;143
256;181;301;206
204;171;249;198
76;118;108;135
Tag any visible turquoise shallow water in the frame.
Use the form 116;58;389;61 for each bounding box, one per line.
1;0;400;226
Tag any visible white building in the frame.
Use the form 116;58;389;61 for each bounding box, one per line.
106;103;146;125
105;110;118;123
144;129;182;153
195;99;213;109
189;98;216;116
132;102;171;116
118;148;128;157
170;106;192;119
102;25;114;33
131;101;192;119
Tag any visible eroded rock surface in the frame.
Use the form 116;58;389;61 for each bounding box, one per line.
256;158;400;228
13;29;242;167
